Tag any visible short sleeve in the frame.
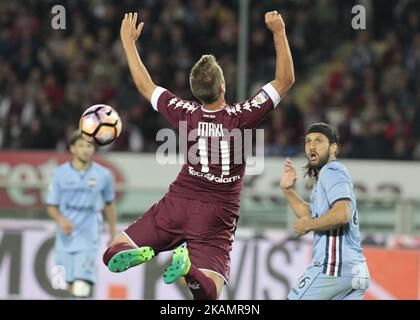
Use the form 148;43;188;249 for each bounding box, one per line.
102;170;116;204
320;167;352;207
151;86;199;129
46;170;61;205
231;83;281;129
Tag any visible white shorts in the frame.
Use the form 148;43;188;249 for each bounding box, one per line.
288;264;370;300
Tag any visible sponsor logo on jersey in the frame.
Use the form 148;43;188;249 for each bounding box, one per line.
87;178;97;188
225;103;243;115
203;114;216;119
168;97;199;113
188;166;240;183
65;203;95;212
251;90;269;108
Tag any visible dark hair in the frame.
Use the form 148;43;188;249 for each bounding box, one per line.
68;130;84;146
189;55;223;104
305;122;338;144
303;123;339;183
303;165;318;186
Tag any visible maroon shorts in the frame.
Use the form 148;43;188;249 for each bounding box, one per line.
124;193;239;282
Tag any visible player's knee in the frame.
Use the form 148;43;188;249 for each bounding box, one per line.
71;280;92;298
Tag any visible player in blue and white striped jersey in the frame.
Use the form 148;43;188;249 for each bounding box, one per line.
280;123;370;300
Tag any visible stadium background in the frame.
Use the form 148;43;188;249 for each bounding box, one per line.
0;0;419;299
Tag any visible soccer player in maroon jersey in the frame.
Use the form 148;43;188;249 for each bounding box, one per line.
103;11;294;300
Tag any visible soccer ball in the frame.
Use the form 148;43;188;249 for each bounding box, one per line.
79;104;122;146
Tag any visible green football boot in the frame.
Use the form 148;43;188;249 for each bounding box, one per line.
163;245;191;284
108;246;155;273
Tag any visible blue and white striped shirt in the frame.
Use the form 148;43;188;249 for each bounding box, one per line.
309;161;367;277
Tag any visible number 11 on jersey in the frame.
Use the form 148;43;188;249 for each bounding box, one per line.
198;138;230;176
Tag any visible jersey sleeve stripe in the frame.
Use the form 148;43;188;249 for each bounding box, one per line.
151;86;166;112
262;83;281;107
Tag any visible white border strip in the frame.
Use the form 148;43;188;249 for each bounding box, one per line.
198;268;228;285
262;83;281;107
122;231;139;248
151;86;166;112
201;106;224;113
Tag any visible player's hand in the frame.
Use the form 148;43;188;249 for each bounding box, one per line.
294;216;311;237
280;158;297;191
265;11;285;34
58;217;73;236
120;12;144;45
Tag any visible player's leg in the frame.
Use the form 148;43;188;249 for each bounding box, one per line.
162;200;238;300
103;195;186;273
104;233;155;273
71;279;94;298
162;244;222;300
55;249;75;297
70;249;97;298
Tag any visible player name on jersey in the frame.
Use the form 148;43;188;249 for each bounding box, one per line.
197;122;224;137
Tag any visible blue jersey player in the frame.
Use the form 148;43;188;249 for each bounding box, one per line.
280;123;370;300
46;131;117;298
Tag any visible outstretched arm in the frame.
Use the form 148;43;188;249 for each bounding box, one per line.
120;12;156;103
265;11;295;97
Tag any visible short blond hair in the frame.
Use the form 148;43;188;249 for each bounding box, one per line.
189;55;223;104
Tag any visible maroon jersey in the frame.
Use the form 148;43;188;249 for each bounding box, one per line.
151;83;281;207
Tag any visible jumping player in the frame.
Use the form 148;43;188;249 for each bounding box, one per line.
103;11;294;300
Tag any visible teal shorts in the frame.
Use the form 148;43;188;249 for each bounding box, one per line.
288;265;370;300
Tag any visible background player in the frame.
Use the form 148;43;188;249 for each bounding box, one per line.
103;11;294;300
280;123;370;300
46;131;117;298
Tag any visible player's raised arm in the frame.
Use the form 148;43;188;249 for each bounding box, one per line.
265;11;295;97
120;12;156;103
280;159;311;219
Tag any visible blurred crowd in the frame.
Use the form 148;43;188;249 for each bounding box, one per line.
0;0;419;160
